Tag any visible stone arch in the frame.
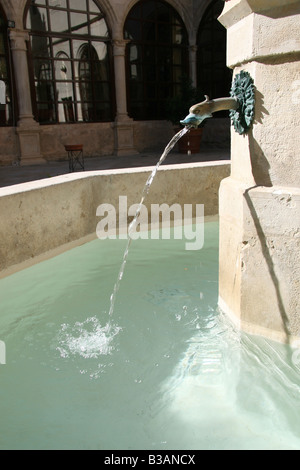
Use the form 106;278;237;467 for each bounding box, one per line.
25;0;115;124
122;0;191;43
196;0;231;100
90;0;117;37
124;0;190;120
194;0;221;33
22;0;117;32
0;0;27;29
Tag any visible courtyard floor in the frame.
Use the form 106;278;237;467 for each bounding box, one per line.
0;145;229;188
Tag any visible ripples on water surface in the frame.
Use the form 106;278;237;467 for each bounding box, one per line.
0;221;299;450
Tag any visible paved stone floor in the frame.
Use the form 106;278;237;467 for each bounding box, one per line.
0;145;230;188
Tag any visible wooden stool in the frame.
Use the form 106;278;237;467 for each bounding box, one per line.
65;144;84;172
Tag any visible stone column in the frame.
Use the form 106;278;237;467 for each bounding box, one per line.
112;38;138;156
9;29;45;164
218;0;300;343
189;45;198;88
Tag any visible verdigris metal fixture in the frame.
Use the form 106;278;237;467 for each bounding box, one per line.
181;70;255;135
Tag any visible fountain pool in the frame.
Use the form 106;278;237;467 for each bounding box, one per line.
0;220;299;450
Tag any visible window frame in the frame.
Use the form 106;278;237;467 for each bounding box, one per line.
124;0;189;121
25;0;115;125
196;0;232;115
0;8;17;127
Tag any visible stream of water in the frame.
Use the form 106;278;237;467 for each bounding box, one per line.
108;126;191;319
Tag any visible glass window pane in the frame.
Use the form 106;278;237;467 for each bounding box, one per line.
142;2;156;21
0;58;7;79
143;22;156;42
26;0;113;123
35;79;55;101
37;101;56;123
158;23;170;43
58;97;75;122
125;0;188;120
0;33;5;55
31;35;51;58
50;9;68;33
70;0;87;11
173;25;184;45
125;20;141;41
90;17;109;37
130;82;143;101
34;59;53;80
54;59;72;80
52;38;71;58
0;83;12;125
0;80;6;104
173;47;182;65
27;6;49;31
70;12;88;35
91;42;107;62
88;0;100;13
94;101;111;121
79;81;93;101
94;82;110;101
48;0;67;7
129;3;141;20
56;81;74;101
72;39;88;61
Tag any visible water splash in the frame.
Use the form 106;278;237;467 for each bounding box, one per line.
108;126;191;318
55;127;190;370
56;316;121;360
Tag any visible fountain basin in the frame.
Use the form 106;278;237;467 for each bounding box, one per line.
0;161;230;277
0;220;299;450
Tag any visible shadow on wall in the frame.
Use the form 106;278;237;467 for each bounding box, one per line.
249;89;271;187
243;188;291;342
242;90;291;341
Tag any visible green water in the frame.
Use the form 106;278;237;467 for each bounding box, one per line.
0;221;299;450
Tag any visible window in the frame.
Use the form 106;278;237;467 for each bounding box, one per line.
26;0;114;124
197;0;232;114
0;13;14;126
124;0;188;120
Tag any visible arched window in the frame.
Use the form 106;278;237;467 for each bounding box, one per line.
197;0;232;112
0;10;14;126
124;0;188;120
26;0;114;124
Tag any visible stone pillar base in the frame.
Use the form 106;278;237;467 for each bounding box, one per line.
219;176;300;344
16;122;46;165
112;119;139;157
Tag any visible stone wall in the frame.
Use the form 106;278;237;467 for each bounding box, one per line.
0;128;19;166
40;123;115;161
218;0;300;344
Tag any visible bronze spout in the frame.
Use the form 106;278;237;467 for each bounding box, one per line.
180;95;239;128
190;95;239;116
180;71;255;134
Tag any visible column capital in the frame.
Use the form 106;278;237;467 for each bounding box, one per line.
189;44;198;53
9;29;29;51
112;39;131;56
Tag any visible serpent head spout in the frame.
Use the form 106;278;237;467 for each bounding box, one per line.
181;94;239;129
180;112;212;128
